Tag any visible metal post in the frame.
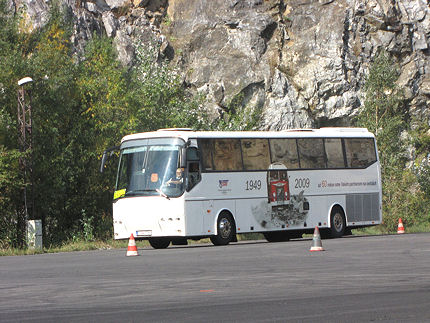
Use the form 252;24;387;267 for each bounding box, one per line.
17;77;34;248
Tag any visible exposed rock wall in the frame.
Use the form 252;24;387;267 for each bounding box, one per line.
11;0;430;129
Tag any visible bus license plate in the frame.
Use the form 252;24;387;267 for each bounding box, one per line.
136;230;152;237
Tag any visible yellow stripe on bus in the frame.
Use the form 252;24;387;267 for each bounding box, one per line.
114;189;126;199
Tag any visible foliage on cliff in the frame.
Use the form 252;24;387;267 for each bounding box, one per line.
357;50;430;232
0;2;205;248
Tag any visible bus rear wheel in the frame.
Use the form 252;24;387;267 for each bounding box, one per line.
210;213;235;246
330;207;346;238
149;237;171;249
263;231;290;242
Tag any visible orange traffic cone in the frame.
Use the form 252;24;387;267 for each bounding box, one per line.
397;218;405;234
309;226;324;252
126;234;139;256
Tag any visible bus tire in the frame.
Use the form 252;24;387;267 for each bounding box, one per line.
330;206;346;238
149;237;171;249
210;213;235;246
263;231;290;242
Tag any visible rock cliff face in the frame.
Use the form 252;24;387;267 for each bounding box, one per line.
11;0;430;129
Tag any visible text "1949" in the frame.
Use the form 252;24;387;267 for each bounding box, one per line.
245;180;262;190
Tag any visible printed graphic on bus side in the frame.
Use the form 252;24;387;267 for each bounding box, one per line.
252;163;309;229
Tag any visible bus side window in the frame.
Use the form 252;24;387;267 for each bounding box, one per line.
325;138;345;168
345;138;377;168
213;139;242;171
199;139;214;171
241;139;271;170
297;138;326;169
186;147;201;191
187;162;201;191
269;139;299;169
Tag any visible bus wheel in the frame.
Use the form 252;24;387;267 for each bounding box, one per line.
210;213;235;246
263;231;290;242
330;207;346;238
149;238;171;249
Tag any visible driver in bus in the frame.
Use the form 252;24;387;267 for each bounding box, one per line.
166;168;184;187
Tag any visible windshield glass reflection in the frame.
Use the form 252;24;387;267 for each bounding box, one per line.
115;145;184;198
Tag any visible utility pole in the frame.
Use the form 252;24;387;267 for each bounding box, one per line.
17;77;34;248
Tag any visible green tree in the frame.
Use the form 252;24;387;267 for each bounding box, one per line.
0;0;34;247
357;50;407;173
77;36;132;139
131;41;207;132
75;36;133;242
29;10;86;244
410;123;430;196
356;50;429;232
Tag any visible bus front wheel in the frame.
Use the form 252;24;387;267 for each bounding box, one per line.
149;237;171;249
210;213;235;246
330;207;346;238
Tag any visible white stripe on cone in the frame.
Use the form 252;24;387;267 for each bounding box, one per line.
397;218;405;234
310;226;324;252
126;234;139;256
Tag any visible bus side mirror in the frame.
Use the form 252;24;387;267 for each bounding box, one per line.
100;151;108;173
179;140;191;168
180;147;187;169
100;146;119;173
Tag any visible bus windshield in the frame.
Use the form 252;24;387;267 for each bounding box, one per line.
115;144;184;198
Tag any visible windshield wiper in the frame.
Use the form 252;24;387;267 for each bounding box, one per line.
156;189;170;200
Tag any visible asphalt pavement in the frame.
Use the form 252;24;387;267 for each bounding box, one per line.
1;233;430;322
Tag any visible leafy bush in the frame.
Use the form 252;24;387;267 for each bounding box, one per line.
0;146;24;248
215;93;263;131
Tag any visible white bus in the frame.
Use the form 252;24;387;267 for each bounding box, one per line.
101;128;382;249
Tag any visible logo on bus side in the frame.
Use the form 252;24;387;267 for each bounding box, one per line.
219;180;229;188
218;179;231;194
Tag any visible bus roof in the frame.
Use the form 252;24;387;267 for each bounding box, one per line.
121;127;374;143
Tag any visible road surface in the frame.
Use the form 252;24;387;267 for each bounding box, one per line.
1;233;430;322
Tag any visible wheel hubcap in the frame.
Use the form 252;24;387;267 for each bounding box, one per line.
219;218;231;239
333;213;343;232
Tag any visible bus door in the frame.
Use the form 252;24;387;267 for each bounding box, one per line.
203;199;215;234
